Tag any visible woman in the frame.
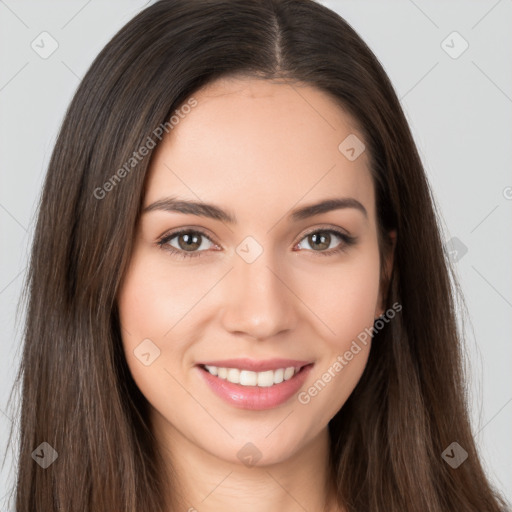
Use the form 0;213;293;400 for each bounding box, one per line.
12;0;509;510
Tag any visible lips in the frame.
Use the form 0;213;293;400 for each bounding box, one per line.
195;358;314;410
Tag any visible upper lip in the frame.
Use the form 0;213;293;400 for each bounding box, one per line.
196;358;313;372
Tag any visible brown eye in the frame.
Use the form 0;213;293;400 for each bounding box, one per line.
158;229;216;259
306;231;332;251
175;232;203;251
297;229;342;252
295;228;357;256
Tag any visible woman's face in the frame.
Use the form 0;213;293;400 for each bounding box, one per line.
118;77;393;466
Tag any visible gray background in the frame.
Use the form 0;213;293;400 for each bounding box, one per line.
1;0;511;508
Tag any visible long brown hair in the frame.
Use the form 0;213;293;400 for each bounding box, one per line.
11;0;509;510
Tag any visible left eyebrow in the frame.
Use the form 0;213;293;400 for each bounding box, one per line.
290;197;368;221
142;196;368;223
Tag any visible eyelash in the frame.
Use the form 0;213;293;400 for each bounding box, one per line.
156;227;357;260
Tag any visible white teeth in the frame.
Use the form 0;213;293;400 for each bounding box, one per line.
204;365;300;386
273;368;284;384
239;370;257;386
227;368;240;384
257;370;274;387
284;367;295;380
205;365;218;376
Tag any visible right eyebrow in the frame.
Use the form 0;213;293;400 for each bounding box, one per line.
142;197;236;224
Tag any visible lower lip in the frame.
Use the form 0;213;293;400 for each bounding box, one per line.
197;364;314;410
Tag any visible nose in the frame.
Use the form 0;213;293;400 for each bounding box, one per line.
219;251;299;341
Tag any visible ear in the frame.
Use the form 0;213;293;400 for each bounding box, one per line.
375;229;397;318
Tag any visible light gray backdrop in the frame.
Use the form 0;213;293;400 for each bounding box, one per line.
1;0;511;508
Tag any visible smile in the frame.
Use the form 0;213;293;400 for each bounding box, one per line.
196;360;314;410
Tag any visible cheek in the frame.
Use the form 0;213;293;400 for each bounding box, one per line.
118;247;215;341
117;248;235;411
117;277;199;440
295;246;381;349
116;250;194;402
292;246;380;417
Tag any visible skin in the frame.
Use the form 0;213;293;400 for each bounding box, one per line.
118;76;396;512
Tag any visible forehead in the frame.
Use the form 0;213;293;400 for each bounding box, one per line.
144;77;375;225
